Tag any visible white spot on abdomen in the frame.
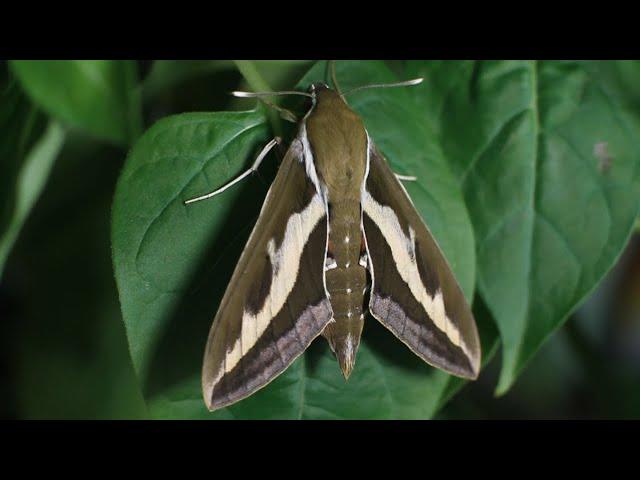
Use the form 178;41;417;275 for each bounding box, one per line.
325;258;337;270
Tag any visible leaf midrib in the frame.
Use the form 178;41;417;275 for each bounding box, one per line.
130;118;265;288
520;59;541;374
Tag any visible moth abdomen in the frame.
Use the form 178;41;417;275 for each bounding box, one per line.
322;196;368;378
322;314;365;380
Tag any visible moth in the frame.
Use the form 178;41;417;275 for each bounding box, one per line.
186;66;481;411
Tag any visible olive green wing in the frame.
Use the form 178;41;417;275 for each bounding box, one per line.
201;139;332;411
362;141;481;379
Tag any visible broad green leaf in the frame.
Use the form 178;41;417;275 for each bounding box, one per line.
0;75;65;276
403;60;640;393
10;60;141;146
112;109;273;418
112;61;492;419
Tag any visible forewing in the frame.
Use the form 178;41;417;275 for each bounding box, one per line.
362;142;481;379
202;139;332;411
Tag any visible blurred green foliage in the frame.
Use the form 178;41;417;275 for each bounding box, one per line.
1;60;639;419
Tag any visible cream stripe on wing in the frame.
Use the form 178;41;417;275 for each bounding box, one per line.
218;192;326;381
362;189;470;360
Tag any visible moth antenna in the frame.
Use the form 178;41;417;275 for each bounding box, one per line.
184;137;281;205
329;60;343;97
232;90;313;99
343;78;424;96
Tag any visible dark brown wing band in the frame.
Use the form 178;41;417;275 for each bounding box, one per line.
202;139;333;410
362;143;481;379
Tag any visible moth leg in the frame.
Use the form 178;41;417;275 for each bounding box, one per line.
395;173;418;182
184;137;281;205
258;98;298;123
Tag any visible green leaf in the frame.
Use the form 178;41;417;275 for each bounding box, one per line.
10;60;141;146
0;75;65;276
402;60;640;393
113;60;491;419
112;109;273;418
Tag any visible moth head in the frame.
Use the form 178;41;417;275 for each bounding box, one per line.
308;82;330;95
306;82;336;109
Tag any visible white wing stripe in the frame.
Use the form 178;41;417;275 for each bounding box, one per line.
362;189;472;360
220;192;326;379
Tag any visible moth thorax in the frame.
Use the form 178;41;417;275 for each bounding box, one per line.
305;90;367;195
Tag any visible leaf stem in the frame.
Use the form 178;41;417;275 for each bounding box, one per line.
233;60;283;138
124;61;144;144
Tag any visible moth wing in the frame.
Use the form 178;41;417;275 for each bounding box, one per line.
202;138;332;411
362;142;481;379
